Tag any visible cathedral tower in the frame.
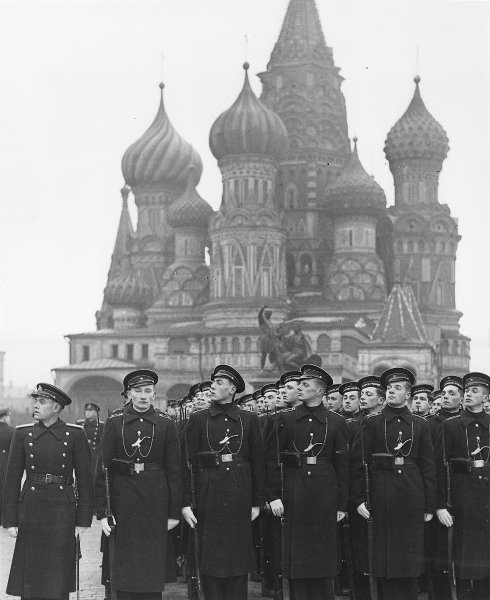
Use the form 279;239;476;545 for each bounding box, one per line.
205;63;289;328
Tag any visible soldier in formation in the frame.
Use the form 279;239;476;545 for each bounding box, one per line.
3;364;489;600
77;401;104;479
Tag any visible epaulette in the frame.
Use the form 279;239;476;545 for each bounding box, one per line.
155;408;171;419
346;418;358;423
16;423;35;429
76;419;84;424
444;414;460;422
108;409;124;419
67;423;83;429
366;412;379;418
99;420;105;425
279;407;295;413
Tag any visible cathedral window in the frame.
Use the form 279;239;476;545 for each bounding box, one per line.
418;240;424;252
220;338;228;354
261;267;272;296
126;344;134;361
111;344;118;358
407;241;414;253
211;338;216;353
82;345;90;361
232;337;240;353
349;230;353;247
232;266;245;297
141;344;149;360
244;337;252;353
169;338;190;354
317;334;332;353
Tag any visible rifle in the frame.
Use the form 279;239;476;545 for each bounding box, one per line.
183;414;202;600
360;421;378;600
75;532;80;600
103;465;118;600
442;423;457;600
275;405;289;600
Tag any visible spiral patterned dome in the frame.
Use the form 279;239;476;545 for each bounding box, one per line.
168;175;214;228
384;76;449;162
327;139;386;210
209;63;288;160
122;83;203;189
105;265;158;309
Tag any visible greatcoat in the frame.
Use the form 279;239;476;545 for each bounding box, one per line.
266;403;349;579
0;420;14;524
434;409;490;580
95;403;183;594
350;404;436;579
182;401;265;578
3;419;93;598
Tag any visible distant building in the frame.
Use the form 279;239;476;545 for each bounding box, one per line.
53;0;469;419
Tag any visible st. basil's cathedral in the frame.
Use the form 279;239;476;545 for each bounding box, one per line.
53;0;470;415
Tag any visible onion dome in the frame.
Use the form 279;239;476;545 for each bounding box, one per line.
209;63;288;161
122;83;203;189
105;265;158;309
168;172;214;228
327;138;386;211
384;76;449;162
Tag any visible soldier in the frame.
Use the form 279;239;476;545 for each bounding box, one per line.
340;381;362;419
182;364;265;600
96;369;183;600
0;408;14;525
430;389;442;415
409;384;434;417
77;402;104;478
275;380;287;409
198;380;213;411
281;370;302;408
351;367;436;600
237;393;256;412
359;375;385;417
262;382;278;412
267;364;348;600
3;383;93;600
434;372;490;600
326;383;343;413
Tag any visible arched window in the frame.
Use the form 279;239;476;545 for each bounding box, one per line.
220;337;228;353
232;337;240;353
317;334;331;353
300;254;312;286
168;337;190;354
244;337;252;352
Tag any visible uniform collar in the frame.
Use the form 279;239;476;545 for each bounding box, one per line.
124;403;159;425
382;404;412;423
437;407;461;421
295;402;326;423
32;418;65;440
209;402;240;420
461;408;490;427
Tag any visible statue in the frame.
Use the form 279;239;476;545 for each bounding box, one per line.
257;307;321;373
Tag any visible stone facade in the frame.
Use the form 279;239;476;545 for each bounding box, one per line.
53;0;469;418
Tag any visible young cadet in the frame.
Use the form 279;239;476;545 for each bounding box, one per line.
77;402;104;479
182;365;265;600
359;376;385;417
435;372;490;600
325;383;343;413
351;367;436;600
96;369;182;600
282;370;302;408
340;381;362;420
267;364;348;600
3;383;93;600
409;384;434;418
431;389;442;415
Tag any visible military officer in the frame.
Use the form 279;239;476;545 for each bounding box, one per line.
267;364;348;600
182;365;265;600
325;383;343;413
409;384;434;417
434;372;490;600
3;383;93;600
351;367;436;600
96;369;183;600
0;408;14;525
77;402;104;478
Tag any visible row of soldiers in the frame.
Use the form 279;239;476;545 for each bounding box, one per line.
1;365;490;600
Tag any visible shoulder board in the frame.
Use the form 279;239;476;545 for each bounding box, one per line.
155;409;171;419
280;407;296;413
76;419;84;424
366;412;379;419
16;423;35;429
108;409;124;419
346;418;358;423
445;414;460;423
99;420;105;425
67;423;83;429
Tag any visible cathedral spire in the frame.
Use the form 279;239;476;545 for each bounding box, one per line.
268;0;334;68
107;185;134;280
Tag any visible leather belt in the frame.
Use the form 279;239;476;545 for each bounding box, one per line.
371;454;418;470
29;473;73;485
133;462;163;473
112;458;163;475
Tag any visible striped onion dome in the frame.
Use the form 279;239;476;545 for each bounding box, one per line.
384;76;449;162
168;173;214;228
209;63;288;160
327;138;385;211
105;266;158;309
121;83;203;188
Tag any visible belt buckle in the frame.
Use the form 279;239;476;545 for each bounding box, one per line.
45;473;53;484
134;463;144;473
394;457;404;466
221;454;233;463
473;459;485;468
306;457;317;465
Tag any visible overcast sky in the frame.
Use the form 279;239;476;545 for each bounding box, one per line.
0;0;488;387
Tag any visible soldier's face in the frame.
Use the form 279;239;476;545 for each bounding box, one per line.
284;381;299;404
199;391;212;409
326;392;342;412
210;377;235;403
360;387;382;410
85;408;98;420
484;398;490;414
342;392;360;414
275;388;287;408
264;391;277;409
441;385;462;410
431;398;441;414
411;393;430;415
386;382;410;407
298;379;323;405
464;385;488;411
256;396;266;413
128;384;155;412
32;397;60;422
